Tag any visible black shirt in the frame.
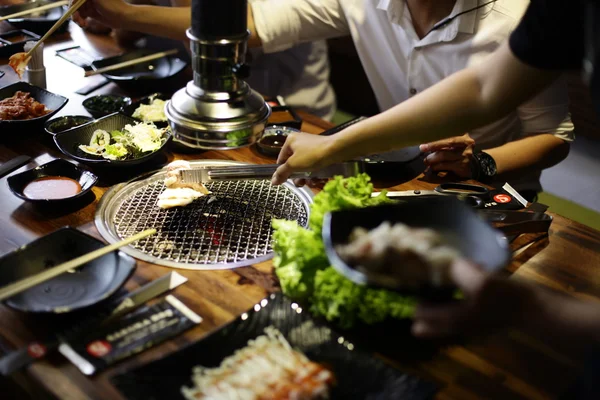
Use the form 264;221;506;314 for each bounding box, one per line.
509;0;586;70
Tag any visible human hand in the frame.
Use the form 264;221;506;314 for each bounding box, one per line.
419;133;475;178
272;132;338;185
74;0;131;30
411;259;535;338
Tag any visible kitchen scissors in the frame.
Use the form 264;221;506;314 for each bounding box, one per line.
376;182;491;208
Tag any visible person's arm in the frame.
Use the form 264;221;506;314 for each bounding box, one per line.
484;134;570;178
76;0;191;41
272;42;562;184
412;260;600;355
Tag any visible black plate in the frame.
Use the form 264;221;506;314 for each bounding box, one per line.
7;158;98;203
90;50;187;91
0;29;40;57
0;227;136;313
121;92;170;128
111;293;437;400
0;81;69;136
323;197;511;297
53;113;171;167
0;1;68;36
44;115;94;135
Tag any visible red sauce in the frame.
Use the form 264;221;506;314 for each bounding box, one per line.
23;176;82;200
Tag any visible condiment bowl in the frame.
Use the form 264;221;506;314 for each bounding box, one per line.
322;196;511;299
256;125;299;157
0;227;136;313
83;94;132;118
7;159;98;204
53;113;171;167
44;115;94;135
0;82;69;137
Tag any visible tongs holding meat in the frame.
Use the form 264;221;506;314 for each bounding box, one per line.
9;0;88;78
177;161;365;184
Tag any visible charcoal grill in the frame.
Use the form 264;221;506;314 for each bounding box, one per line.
95;160;313;270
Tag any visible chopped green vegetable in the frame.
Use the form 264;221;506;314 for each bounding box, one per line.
272;173;415;329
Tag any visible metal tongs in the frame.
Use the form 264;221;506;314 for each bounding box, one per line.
179;161;365;183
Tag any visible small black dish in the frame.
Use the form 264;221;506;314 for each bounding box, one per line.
111;292;437;400
256;125;299;157
0;29;41;57
44;115;94;135
54;113;171;167
322;196;511;298
0;1;69;36
0;227;136;313
121;92;170;128
83;94;132;118
0;82;69;137
266;105;303;130
90;49;187;92
7;158;98;204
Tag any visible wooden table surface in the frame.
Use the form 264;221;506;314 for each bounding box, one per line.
1;23;600;400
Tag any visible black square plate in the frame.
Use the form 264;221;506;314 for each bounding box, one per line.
0;81;69;137
111;293;438;400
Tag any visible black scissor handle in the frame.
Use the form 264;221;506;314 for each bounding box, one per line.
434;183;490;199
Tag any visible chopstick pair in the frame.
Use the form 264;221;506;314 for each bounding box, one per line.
84;48;179;77
0;228;156;302
24;0;88;59
0;0;69;22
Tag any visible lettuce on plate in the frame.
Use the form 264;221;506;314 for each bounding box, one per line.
272;173;416;328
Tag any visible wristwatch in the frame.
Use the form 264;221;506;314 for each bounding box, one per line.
471;151;497;183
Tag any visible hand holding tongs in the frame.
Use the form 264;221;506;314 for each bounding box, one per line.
178;161;365;183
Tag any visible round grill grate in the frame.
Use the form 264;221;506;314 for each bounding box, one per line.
95;161;313;270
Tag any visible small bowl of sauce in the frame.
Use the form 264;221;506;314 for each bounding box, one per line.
256;126;301;157
44;115;94;136
8;159;98;203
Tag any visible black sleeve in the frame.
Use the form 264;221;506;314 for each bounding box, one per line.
509;0;585;70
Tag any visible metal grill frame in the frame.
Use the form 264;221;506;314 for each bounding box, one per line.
95;160;313;270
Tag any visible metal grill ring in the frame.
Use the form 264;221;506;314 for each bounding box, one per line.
95;160;313;270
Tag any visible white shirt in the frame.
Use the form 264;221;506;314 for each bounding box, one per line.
247;0;336;121
252;0;575;192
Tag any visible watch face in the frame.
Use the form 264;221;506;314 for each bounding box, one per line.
479;152;497;177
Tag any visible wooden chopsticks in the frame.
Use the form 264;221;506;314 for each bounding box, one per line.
0;228;156;303
0;1;69;22
25;0;88;58
84;49;179;77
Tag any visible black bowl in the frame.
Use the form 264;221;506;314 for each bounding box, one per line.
0;1;69;36
0;29;41;57
90;49;187;91
0;227;136;313
54;113;171;167
44;115;94;135
121;92;170;128
322;197;511;298
83;94;132;118
0;82;69;137
7;159;98;204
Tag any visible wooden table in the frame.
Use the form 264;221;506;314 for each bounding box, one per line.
1;22;600;400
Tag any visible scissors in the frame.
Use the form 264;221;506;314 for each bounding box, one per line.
374;183;491;208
